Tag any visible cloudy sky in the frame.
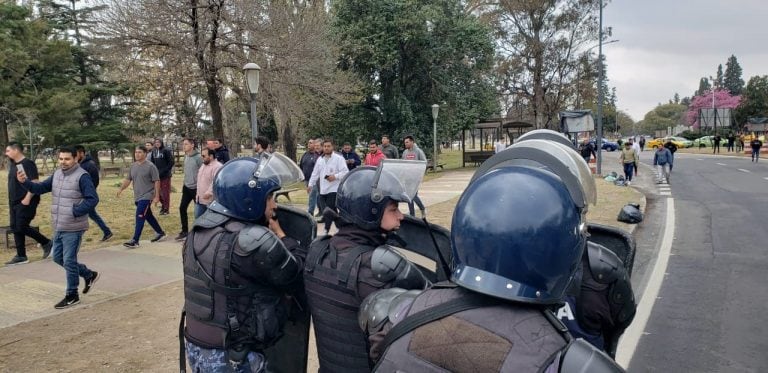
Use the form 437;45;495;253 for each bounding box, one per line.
604;0;768;121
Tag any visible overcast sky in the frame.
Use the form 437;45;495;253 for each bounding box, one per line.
603;0;768;122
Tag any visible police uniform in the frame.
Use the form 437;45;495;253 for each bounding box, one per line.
359;141;625;372
180;154;307;373
304;163;429;372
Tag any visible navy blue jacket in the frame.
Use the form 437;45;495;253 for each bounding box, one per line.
79;155;101;188
23;171;99;218
341;150;361;170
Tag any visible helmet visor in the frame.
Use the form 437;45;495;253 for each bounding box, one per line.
372;159;427;203
253;152;305;189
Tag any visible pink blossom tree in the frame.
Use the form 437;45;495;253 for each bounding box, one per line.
685;89;741;128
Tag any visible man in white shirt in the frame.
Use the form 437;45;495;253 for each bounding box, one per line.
307;138;349;234
631;140;641;176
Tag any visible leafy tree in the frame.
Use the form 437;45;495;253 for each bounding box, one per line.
638;103;687;134
715;64;723;88
685;89;741;129
332;0;498;155
734;75;768;126
673;93;680;104
695;77;711;97
724;54;744;95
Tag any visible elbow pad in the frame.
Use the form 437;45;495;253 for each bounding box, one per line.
236;225;300;286
371;245;431;290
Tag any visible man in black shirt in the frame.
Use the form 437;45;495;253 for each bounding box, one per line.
5;142;52;265
75;145;113;242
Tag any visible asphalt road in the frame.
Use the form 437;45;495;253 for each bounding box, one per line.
627;151;768;372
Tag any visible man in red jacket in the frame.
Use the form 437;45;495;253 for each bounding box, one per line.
364;140;386;167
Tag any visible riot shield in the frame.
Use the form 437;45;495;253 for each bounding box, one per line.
587;222;636;358
386;215;452;282
264;205;316;373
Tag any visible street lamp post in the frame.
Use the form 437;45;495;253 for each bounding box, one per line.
596;0;604;175
432;104;439;170
243;63;261;149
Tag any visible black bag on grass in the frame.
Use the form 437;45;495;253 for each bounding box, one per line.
618;203;643;224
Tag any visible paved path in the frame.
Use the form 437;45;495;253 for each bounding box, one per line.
0;169;474;329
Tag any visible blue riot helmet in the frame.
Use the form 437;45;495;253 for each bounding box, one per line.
209;152;304;222
451;165;587;305
337;159;426;231
472;139;597;212
516;128;576;150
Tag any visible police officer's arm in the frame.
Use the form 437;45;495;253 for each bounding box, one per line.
237;225;302;288
358;288;421;362
585;242;637;335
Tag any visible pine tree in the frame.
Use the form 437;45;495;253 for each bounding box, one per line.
695;78;711;97
715;64;724;88
673;93;680;104
724;55;745;95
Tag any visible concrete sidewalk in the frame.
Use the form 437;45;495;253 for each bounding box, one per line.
0;169;474;329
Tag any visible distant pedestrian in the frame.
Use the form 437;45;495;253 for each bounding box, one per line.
750;138;763;162
663;140;678;171
194;147;222;218
402;135;427;216
639;136;646;151
654;145;673;184
117;146;165;248
5;142;52;265
631;140;641;176
176;138;202;241
380;135;399;159
713;134;722;154
150;138;174;215
253;135;270;156
17;146;100;309
364;139;386;167
74;145;113;242
727;133;735;152
340;142;361;170
619;142;638;185
299;139;321;216
208;138;230;164
738;134;745;152
307;138;348;234
578;139;596;164
494;140;506;154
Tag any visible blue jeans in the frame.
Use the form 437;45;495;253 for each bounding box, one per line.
88;208;112;236
622;162;634;181
132;200;164;242
195;203;208;218
307;185;319;215
185;340;265;373
752;149;760;161
408;194;425;216
51;231;93;295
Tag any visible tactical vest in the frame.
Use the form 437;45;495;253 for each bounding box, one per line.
376;285;569;372
183;220;287;351
303;236;375;373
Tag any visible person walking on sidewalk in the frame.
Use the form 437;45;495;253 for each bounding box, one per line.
619;142;638;185
5;141;52;265
401;135;427;217
654;145;674;184
750;137;763;162
194;147;222;218
299;139;321;216
307;138;349;234
150;138;174;215
17;146;100;309
117;145;165;248
74;145;113;242
176;138;202;241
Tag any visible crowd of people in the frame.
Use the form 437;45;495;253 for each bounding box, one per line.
21;128;759;371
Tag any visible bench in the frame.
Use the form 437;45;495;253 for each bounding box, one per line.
426;160;445;172
463;151;494;166
274;188;301;203
100;166;126;178
0;225;40;250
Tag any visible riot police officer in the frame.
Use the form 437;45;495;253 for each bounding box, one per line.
511;130;637;355
304;160;431;372
180;153;307;373
359;142;625;372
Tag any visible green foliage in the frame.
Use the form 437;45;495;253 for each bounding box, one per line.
734;75;768;126
724;55;744;95
332;0;498;154
695;77;711;97
639;103;687;134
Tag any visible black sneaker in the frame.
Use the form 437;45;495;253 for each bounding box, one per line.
151;232;166;242
54;293;80;309
42;241;53;259
174;232;188;241
159;210;170;215
123;240;140;249
100;232;114;242
83;271;100;294
4;256;29;266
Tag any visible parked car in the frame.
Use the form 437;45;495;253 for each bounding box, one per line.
693;135;717;148
668;136;693;148
589;138;619;151
647;136;689;149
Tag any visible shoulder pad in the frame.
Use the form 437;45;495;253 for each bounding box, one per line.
371;245;430;290
560;339;625;373
358;288;420;336
193;209;229;229
235;224;281;256
586;242;625;285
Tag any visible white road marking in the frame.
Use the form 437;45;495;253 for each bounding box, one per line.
738;169;750;173
696;159;704;161
717;163;727;166
659;192;671;195
616;198;675;368
764;177;768;181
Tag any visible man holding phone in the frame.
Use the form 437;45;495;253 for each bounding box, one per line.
307;138;348;234
5;142;52;265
